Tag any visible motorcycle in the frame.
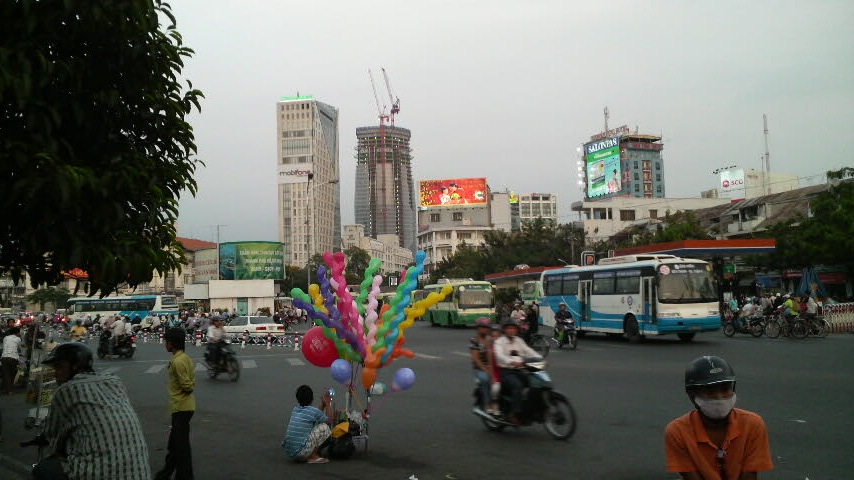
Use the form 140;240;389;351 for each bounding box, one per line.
97;330;136;359
723;314;764;338
472;358;577;440
204;340;240;381
552;318;577;350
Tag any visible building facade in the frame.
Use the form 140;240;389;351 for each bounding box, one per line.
518;192;558;225
581;126;665;200
354;126;416;253
276;96;341;267
341;225;414;275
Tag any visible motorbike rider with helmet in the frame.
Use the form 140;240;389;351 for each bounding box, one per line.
553;302;574;337
493;318;540;425
34;342;151;479
665;355;773;480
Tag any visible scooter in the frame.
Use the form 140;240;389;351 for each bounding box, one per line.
97;330;136;359
552;318;577;349
204;340;240;381
723;314;764;338
472;358;577;440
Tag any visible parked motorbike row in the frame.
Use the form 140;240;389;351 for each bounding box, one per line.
723;313;830;339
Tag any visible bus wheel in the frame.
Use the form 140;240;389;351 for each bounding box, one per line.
624;316;642;343
677;333;696;342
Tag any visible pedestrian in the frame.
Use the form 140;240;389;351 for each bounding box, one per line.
154;327;195;480
1;327;21;394
665;355;773;479
282;385;333;464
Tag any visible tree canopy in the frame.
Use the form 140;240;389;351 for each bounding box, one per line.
0;1;203;296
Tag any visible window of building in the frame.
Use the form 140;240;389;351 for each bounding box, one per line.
656;174;661;181
635;184;640;193
649;209;658;218
453;212;463;221
656;185;662;193
430;213;440;222
619;210;636;221
457;232;471;240
655;163;661;170
634;172;639;181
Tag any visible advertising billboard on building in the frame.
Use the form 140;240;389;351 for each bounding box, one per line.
193;248;219;283
584;137;622;198
218;242;285;280
277;165;313;185
719;169;745;196
419;177;488;208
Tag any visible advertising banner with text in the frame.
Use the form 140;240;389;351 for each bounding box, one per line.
219;242;285;280
585;137;622;198
419;177;488;208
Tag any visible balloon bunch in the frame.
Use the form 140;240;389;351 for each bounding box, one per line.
292;250;452;394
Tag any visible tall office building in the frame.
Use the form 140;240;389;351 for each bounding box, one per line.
354;125;417;253
276;96;341;267
581;125;665;200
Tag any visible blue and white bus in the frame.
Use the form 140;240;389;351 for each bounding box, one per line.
68;294;179;321
539;255;719;342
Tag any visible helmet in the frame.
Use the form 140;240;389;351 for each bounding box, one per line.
502;318;519;328
475;317;491;327
684;355;735;392
42;342;94;373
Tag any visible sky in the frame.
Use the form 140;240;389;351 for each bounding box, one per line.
172;0;854;244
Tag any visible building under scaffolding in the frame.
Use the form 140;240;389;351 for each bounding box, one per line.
354;125;417;254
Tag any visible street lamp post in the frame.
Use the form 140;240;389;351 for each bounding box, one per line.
306;176;340;293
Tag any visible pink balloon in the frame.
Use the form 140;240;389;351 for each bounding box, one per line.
301;326;340;367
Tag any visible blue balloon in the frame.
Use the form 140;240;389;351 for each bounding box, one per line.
330;359;352;384
392;367;416;392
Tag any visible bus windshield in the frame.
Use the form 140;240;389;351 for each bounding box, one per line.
657;264;717;303
457;286;493;309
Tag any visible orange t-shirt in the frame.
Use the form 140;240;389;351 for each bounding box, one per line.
665;408;773;479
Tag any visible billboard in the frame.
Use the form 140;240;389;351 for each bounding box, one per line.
277;166;313;185
719;169;745;196
584;137;622;198
218;242;285;280
193;248;219;283
419;177;488;208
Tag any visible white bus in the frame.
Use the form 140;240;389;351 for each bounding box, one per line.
68;294;179;321
539;255;720;342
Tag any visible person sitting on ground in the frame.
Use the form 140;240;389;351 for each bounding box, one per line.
282;385;333;464
69;320;87;341
470;317;496;414
36;342;151;479
493;319;540;425
665;355;772;479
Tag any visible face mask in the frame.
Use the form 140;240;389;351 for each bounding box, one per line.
694;393;737;419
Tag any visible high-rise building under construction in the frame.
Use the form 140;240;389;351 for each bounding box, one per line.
354;125;417;253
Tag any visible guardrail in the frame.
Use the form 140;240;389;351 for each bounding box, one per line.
824;303;854;333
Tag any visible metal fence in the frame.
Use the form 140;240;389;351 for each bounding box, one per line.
824;303;854;333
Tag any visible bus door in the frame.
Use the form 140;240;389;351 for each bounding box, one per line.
641;277;656;326
579;280;592;323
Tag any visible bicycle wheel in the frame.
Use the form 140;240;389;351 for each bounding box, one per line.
749;320;764;338
529;335;550;358
791;320;808;339
764;320;781;339
816;318;830;338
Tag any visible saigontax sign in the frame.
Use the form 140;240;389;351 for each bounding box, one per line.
585;137;620;155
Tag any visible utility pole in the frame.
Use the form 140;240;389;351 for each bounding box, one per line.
763;114;771;195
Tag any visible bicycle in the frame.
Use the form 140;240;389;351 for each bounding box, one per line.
765;314;807;339
805;315;830;338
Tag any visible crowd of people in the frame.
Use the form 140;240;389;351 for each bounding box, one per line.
726;291;822;329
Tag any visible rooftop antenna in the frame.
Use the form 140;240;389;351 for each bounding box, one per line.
763;114;771;194
604;106;610;132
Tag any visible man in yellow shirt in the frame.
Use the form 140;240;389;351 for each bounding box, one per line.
69;320;87;341
155;328;195;480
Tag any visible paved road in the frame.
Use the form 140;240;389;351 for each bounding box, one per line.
1;325;852;479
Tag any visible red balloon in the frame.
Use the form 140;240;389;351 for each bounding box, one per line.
301;326;339;367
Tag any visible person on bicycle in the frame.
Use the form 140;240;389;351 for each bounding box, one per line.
469;317;496;414
493;318;540;425
802;294;818;320
739;298;758;330
665;355;773;479
36;342;150;479
777;294;799;324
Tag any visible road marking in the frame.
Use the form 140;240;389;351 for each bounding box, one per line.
145;364;168;374
414;353;442;360
451;351;469;357
287;358;305;366
242;359;258;369
100;367;122;375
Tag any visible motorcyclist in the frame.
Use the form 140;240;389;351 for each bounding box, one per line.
35;342;151;479
206;316;227;367
493;318;540;425
111;315;127;353
553;302;574;341
69;320;87;341
739;298;758;329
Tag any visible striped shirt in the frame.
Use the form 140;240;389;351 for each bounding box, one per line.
43;373;151;480
283;405;328;457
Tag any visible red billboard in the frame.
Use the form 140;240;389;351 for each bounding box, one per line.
419;177;488;208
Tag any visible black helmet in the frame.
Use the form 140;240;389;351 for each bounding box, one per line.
684;355;735;392
42;342;95;373
502;318;519;328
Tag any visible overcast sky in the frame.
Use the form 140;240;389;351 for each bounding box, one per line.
172;0;853;244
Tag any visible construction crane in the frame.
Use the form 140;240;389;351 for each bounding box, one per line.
382;68;400;125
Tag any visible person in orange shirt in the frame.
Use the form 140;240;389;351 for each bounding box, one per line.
665;355;772;480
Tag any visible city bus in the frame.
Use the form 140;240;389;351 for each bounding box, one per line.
421;279;496;327
538;255;719;342
67;294;180;321
520;280;543;305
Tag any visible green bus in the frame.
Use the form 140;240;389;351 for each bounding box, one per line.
421;279;496;327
